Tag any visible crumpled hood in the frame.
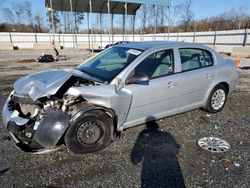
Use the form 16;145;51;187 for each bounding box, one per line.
14;70;72;101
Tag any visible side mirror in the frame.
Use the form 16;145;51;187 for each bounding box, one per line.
126;72;150;85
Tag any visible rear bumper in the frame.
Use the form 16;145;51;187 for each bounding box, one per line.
229;70;238;95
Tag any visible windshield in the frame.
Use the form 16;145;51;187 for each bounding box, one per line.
77;47;142;82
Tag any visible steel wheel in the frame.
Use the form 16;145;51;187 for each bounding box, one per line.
65;110;113;155
76;120;104;147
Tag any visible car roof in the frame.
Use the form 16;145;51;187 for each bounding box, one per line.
116;41;207;51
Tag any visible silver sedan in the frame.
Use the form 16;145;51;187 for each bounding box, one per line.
2;41;238;154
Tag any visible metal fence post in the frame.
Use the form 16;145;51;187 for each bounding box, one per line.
75;33;77;45
247;29;249;46
63;34;65;48
154;5;157;40
193;26;196;43
89;0;94;53
213;30;217;46
167;5;170;41
107;0;111;46
58;33;61;48
34;33;37;43
243;28;248;46
9;32;13;44
99;13;102;49
193;31;196;43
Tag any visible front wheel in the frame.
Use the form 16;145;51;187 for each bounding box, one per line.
204;84;228;113
65;110;113;155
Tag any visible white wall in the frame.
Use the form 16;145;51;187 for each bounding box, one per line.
0;29;249;53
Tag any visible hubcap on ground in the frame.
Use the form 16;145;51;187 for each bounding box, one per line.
197;137;231;153
211;89;226;110
77;121;104;146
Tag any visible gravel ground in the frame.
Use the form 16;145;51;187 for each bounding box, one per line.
0;49;249;188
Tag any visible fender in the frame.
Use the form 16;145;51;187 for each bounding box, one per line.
70;104;116;124
70;104;116;140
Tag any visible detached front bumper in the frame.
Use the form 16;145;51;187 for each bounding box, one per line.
2;91;70;153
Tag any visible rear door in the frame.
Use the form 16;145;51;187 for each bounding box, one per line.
177;48;216;111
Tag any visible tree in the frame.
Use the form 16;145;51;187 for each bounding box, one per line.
74;12;84;33
2;8;15;31
60;11;84;33
61;11;71;33
34;13;44;33
180;0;194;32
147;5;156;33
46;9;61;33
11;1;25;32
140;4;147;33
158;5;165;32
165;4;182;31
23;1;34;32
0;24;8;32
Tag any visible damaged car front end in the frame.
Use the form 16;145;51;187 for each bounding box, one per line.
2;69;109;153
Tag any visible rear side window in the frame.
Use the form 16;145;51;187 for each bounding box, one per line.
179;48;213;72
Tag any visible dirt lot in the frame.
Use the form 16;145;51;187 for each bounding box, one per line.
0;49;249;188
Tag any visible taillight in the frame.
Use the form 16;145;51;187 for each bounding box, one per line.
234;58;240;69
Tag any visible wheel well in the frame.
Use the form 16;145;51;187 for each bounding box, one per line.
90;108;119;141
218;82;229;93
85;107;118;135
69;104;118;139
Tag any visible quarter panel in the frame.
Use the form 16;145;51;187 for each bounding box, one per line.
202;61;237;104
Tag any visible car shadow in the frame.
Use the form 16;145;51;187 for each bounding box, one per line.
130;117;186;188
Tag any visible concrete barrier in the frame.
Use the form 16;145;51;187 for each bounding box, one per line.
76;43;99;50
0;42;13;50
33;43;61;50
231;47;250;58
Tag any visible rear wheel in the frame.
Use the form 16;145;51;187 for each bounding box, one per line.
204;84;228;113
65;110;113;155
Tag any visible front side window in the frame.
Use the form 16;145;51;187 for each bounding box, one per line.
77;47;142;82
179;48;213;72
134;49;174;79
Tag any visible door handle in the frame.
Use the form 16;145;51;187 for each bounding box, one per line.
166;81;177;88
204;73;214;78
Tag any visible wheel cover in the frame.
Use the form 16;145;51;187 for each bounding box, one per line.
77;120;104;146
197;137;231;153
211;89;226;110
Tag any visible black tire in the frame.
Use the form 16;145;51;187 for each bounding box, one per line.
65;110;113;155
204;84;228;113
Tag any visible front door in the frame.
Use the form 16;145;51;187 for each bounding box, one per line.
123;49;181;128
